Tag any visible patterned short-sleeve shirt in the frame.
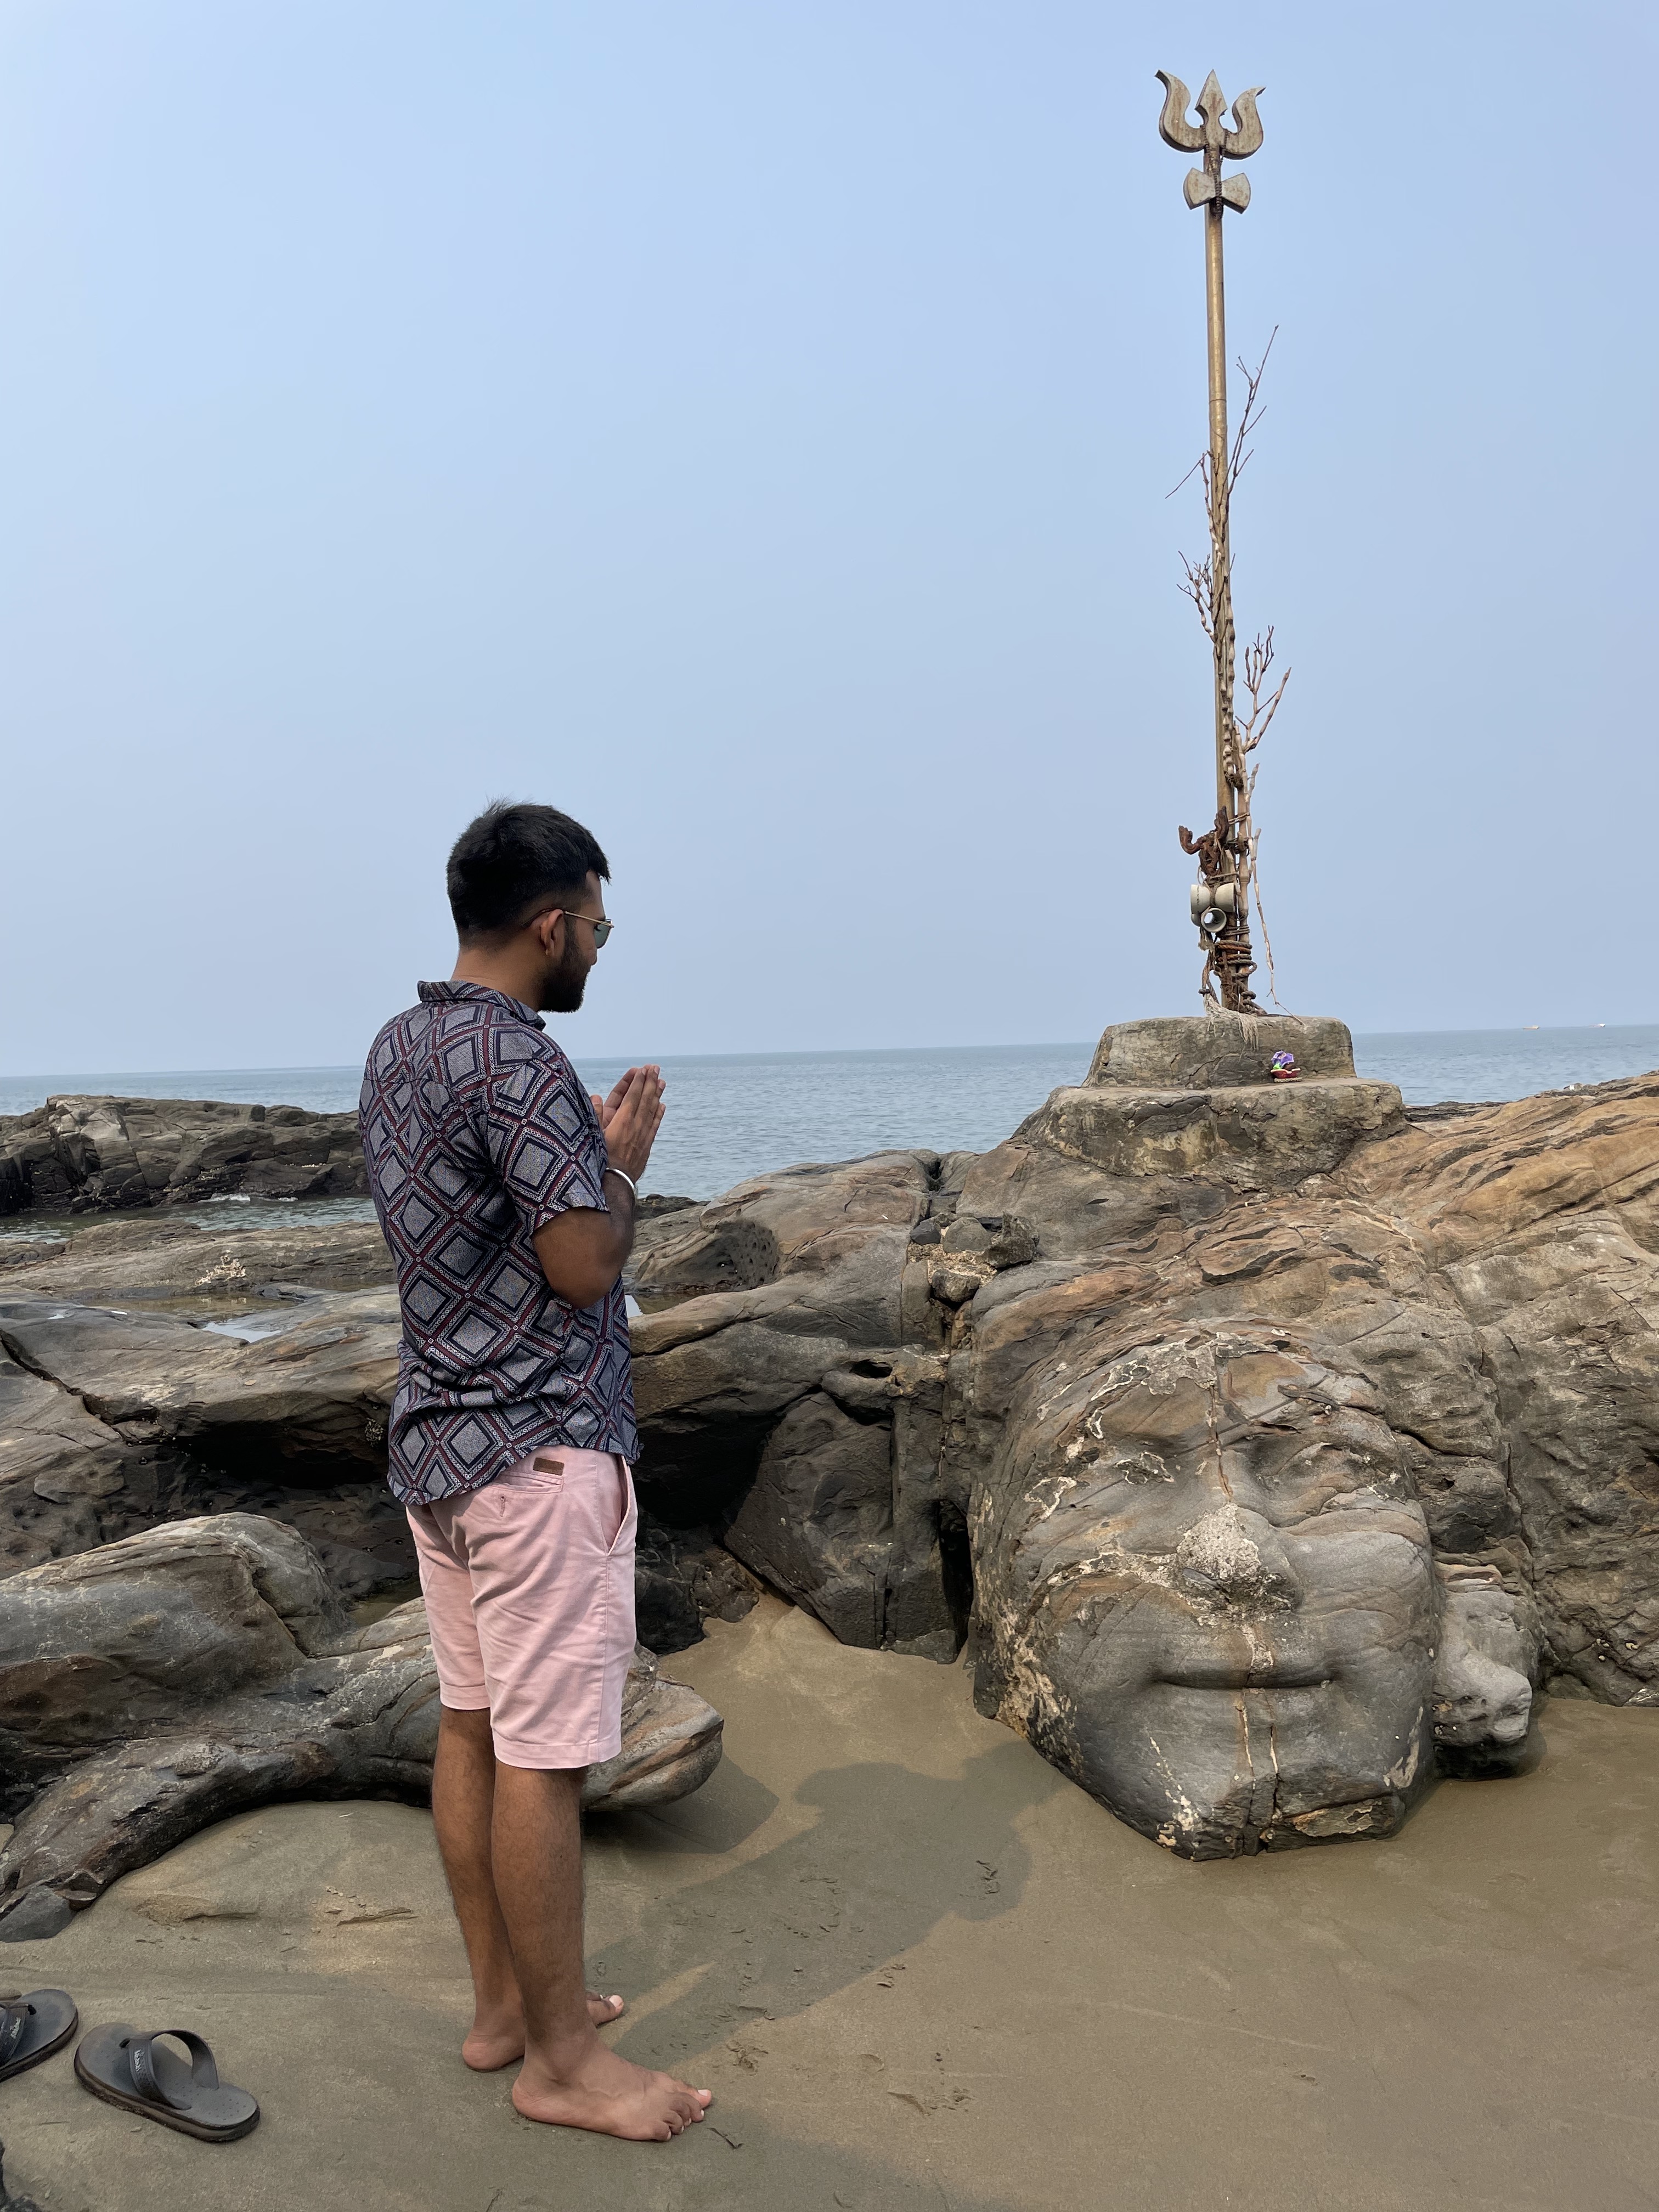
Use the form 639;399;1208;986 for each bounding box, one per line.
359;981;639;1505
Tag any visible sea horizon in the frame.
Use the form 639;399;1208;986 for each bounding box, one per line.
6;1018;1657;1087
4;1025;1657;1204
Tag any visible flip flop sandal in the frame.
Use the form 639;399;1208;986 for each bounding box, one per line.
0;1991;78;2085
74;2025;259;2144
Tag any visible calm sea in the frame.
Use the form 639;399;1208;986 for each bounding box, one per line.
2;1028;1655;1204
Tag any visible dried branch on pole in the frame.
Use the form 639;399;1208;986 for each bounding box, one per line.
1175;336;1290;1011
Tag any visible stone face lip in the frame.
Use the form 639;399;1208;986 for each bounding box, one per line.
0;1514;723;1929
1086;1014;1357;1089
0;1094;367;1217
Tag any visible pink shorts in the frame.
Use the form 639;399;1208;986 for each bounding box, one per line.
407;1447;638;1770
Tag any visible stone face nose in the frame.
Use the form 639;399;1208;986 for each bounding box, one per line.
1174;1505;1302;1606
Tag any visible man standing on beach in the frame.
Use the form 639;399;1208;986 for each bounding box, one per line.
359;801;710;2143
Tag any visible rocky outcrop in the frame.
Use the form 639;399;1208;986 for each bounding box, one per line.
0;1232;764;1649
9;1021;1657;1866
0;1514;724;1934
0;1095;366;1215
629;1151;975;1659
0;1287;408;1593
614;1018;1659;1854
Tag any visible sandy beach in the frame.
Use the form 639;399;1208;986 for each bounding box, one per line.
0;1595;1653;2209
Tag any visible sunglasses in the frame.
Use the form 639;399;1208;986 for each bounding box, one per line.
555;909;613;947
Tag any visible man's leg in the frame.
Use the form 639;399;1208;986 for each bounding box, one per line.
431;1707;624;2067
492;1760;711;2141
431;1706;528;2069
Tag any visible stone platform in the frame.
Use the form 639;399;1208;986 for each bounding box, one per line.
1085;1012;1357;1089
1028;1014;1404;1188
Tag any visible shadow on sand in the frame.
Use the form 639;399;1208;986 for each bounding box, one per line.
589;1740;1063;2072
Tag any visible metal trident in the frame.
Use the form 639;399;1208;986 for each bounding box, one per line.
1157;70;1267;1013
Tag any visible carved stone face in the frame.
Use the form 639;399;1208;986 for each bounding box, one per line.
976;1325;1439;1857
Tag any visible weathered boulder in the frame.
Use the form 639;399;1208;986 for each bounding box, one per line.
0;1239;761;1645
0;1289;407;1591
0;1345;131;1565
629;1152;974;1656
0;1244;766;1651
0;1288;399;1460
631;1519;766;1655
0;1095;366;1216
0;1514;723;1929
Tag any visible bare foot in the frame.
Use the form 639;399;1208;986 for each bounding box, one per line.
513;2036;712;2141
464;1994;624;2070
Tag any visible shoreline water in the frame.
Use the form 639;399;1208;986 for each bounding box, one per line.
3;1025;1656;1204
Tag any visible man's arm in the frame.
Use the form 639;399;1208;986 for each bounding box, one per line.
532;1065;665;1308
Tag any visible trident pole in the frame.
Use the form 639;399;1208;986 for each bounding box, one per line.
1203;145;1232;822
1158;70;1265;1012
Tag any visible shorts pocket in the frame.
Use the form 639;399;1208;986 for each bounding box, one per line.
605;1462;636;1558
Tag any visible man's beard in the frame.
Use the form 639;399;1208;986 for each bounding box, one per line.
539;936;588;1013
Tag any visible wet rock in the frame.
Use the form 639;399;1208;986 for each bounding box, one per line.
0;1515;722;1925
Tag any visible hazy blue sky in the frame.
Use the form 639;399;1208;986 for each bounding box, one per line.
3;2;1653;1071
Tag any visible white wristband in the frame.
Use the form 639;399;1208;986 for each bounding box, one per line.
603;1166;638;1202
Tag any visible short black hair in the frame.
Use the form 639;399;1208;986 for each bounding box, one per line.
446;802;610;939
